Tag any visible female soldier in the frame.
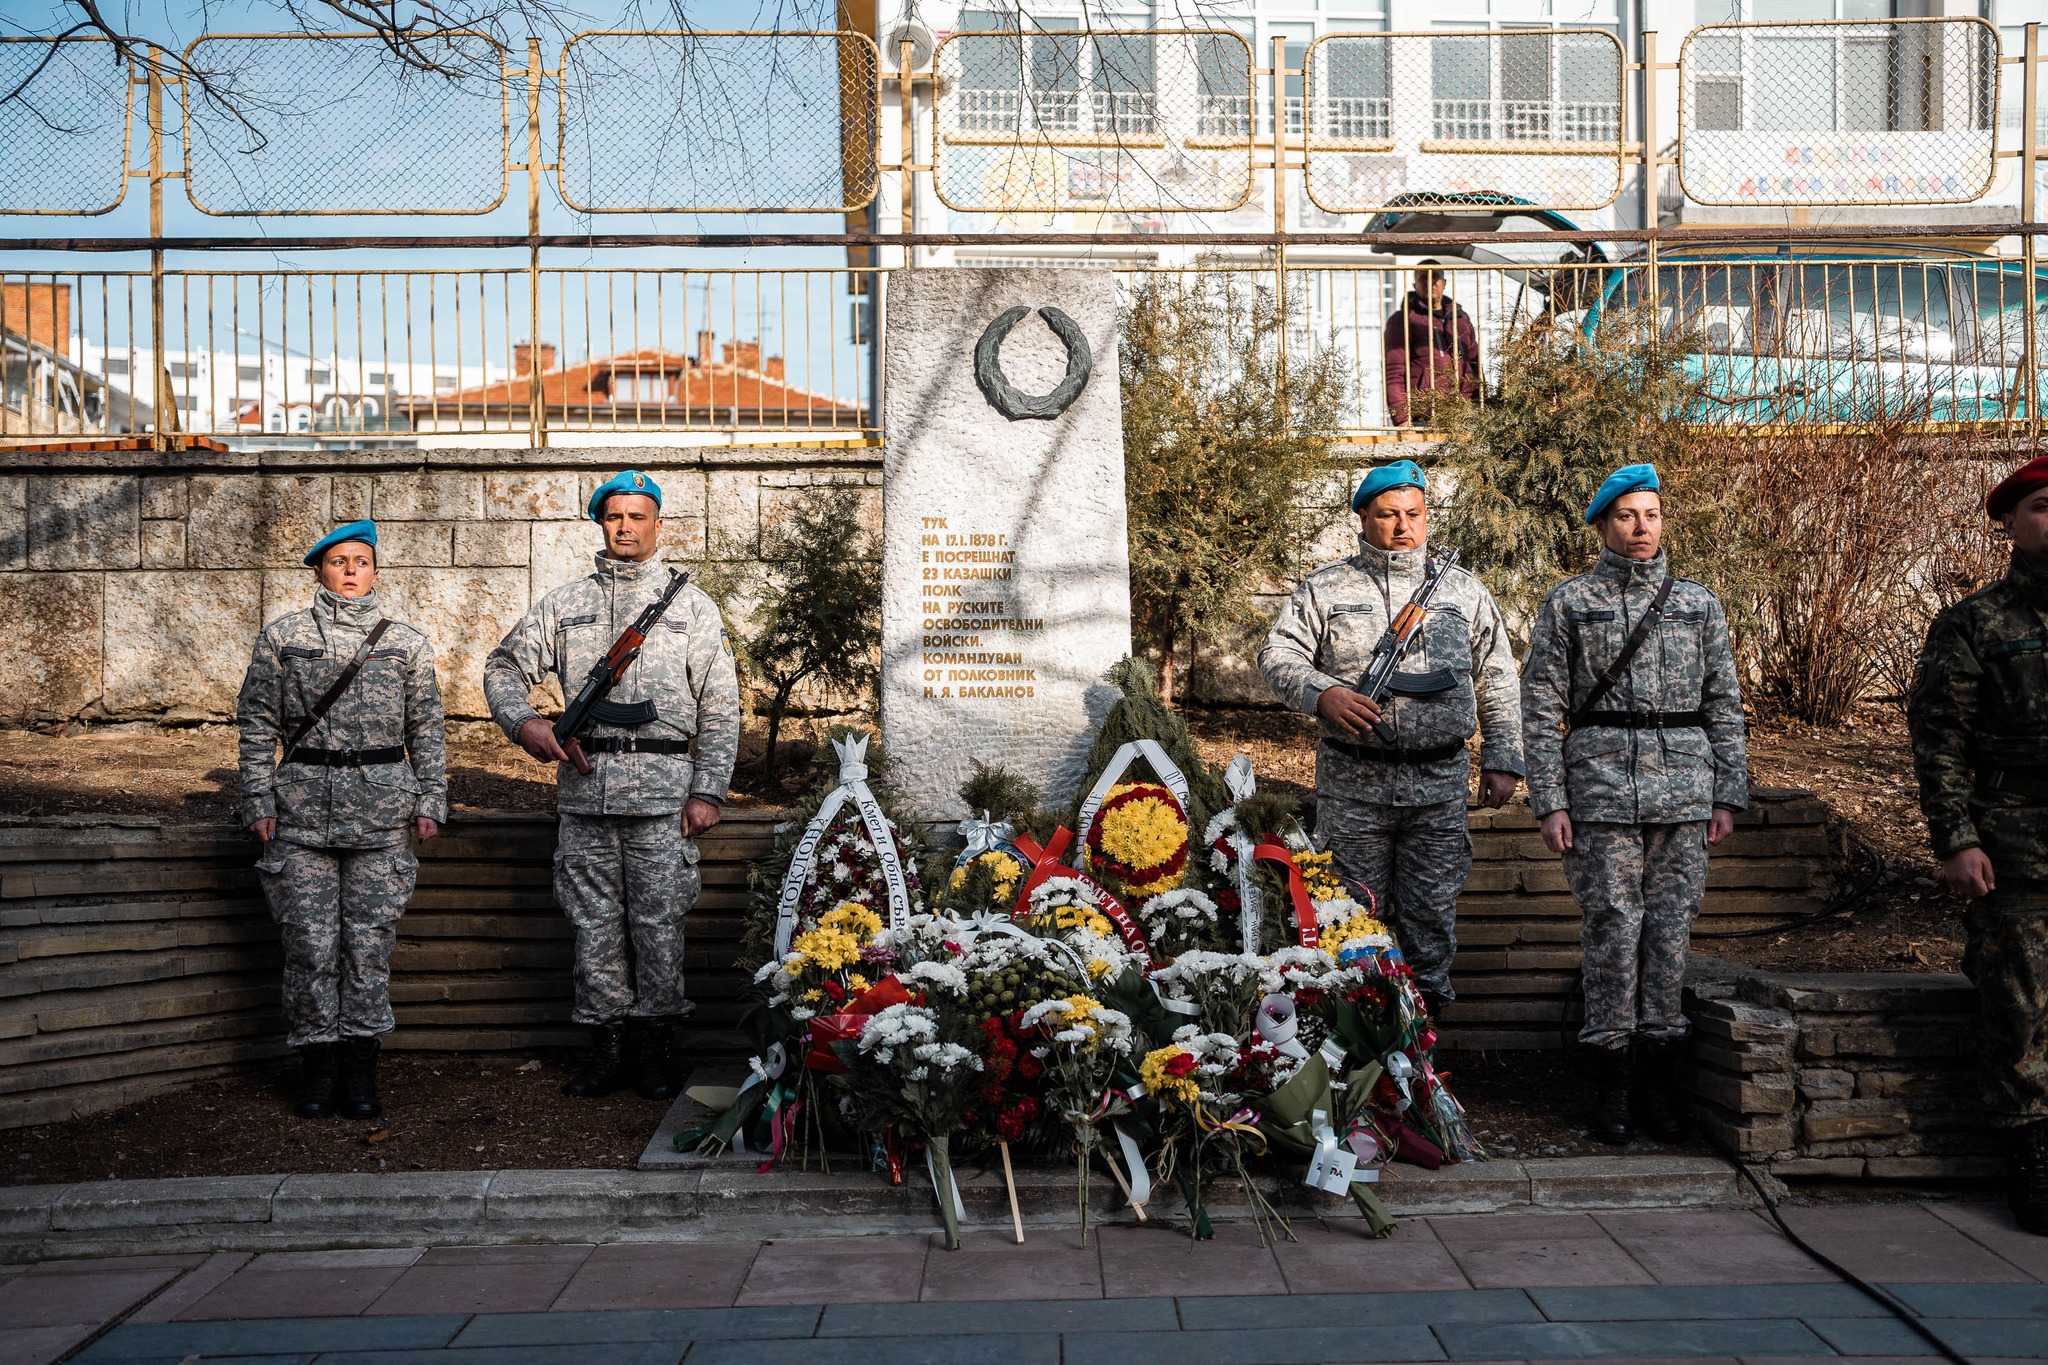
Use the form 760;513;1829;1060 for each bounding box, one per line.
236;520;448;1119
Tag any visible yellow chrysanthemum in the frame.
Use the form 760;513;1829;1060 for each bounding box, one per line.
1085;956;1116;981
1053;903;1115;939
948;850;1023;898
1139;1045;1200;1105
820;901;885;940
790;925;861;973
1294;849;1345;903
1323;911;1392;952
1093;782;1187;897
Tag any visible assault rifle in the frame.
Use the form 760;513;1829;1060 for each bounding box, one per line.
1355;547;1459;745
554;567;690;746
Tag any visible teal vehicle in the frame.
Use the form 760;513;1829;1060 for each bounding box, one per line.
1370;196;2047;425
1591;240;2048;425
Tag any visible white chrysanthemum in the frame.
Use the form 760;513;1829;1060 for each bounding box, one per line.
1141;887;1220;927
905;959;969;996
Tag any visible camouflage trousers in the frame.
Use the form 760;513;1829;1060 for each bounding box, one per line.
556;812;701;1025
1321;796;1471;1000
1563;820;1709;1051
256;838;417;1047
1964;883;2048;1128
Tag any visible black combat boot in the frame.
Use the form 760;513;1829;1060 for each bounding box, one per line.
2009;1122;2048;1236
629;1018;679;1102
337;1036;383;1120
294;1042;337;1119
561;1023;629;1098
1632;1037;1688;1143
1590;1044;1634;1145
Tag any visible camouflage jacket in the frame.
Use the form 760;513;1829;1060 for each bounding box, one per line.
236;587;449;848
484;552;741;818
1258;537;1524;807
1908;549;2048;883
1521;548;1748;824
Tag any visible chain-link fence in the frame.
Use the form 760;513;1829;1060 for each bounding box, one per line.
1679;17;2000;207
182;33;510;216
930;29;1256;217
1302;30;1625;215
0;37;132;215
558;31;879;214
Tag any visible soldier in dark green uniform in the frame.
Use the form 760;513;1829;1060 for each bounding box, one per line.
1909;453;2048;1237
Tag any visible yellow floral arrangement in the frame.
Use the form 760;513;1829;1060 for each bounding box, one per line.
1087;781;1189;901
1139;1044;1200;1104
1294;848;1344;903
787;901;884;977
1321;909;1393;955
949;848;1024;901
1037;993;1113;1050
1051;901;1115;940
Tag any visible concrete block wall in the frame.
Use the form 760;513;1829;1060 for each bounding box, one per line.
0;447;883;724
1683;957;1997;1180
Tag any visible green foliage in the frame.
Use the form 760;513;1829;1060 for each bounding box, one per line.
704;484;881;774
957;760;1040;824
1429;311;1754;634
1120;271;1350;703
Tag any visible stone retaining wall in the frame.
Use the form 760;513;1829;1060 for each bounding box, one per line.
0;446;881;724
1682;956;1996;1181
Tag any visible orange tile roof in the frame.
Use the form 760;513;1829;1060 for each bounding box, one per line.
395;347;862;421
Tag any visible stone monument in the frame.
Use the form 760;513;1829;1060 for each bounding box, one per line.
880;268;1132;818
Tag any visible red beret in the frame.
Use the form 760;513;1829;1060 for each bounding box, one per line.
1987;455;2048;519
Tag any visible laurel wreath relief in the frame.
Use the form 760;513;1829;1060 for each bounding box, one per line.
972;305;1093;421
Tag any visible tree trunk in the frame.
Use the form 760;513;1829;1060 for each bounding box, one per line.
1158;620;1178;709
762;682;797;777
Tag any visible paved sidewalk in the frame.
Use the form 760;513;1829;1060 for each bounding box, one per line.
3;1203;2045;1364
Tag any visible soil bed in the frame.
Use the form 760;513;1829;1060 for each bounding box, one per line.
6;1048;1689;1187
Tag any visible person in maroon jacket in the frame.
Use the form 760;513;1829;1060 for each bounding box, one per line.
1384;260;1480;429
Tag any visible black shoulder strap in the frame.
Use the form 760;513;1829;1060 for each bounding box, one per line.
284;618;393;757
1571;577;1673;728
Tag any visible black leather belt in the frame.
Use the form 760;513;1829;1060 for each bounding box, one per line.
1573;710;1706;730
286;745;406;768
579;737;692;755
1323;737;1468;764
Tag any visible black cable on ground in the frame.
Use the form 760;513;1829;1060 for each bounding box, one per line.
1554;968;1971;1365
1690;1120;1973;1365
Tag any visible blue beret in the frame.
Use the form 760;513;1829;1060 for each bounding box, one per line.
1352;459;1427;512
1585;463;1662;523
588;469;662;522
303;519;377;567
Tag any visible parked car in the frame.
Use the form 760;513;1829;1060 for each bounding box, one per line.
1589;240;2048;424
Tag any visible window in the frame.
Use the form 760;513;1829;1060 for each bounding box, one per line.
164;360;196;378
434;375;459;395
103;358;128;376
367;371;391;387
952;12;1159;138
611;374;670;404
236;364;262;381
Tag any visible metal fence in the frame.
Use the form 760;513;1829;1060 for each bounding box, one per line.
9;252;2039;446
8;22;2048;448
2;21;2042;220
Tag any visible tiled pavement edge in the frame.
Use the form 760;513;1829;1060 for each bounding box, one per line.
5;1203;2046;1365
45;1280;2048;1364
0;1156;1747;1261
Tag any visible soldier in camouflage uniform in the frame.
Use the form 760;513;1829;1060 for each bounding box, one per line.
1521;465;1747;1145
1908;453;2048;1237
237;519;448;1121
485;470;740;1101
1259;460;1524;1014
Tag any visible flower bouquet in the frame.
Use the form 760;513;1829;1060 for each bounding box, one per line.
1019;991;1136;1244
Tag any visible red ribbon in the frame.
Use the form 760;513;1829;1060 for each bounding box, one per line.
804;974;915;1073
1013;828;1152;965
1253;839;1320;948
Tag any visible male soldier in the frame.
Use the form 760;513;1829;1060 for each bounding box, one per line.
1908;453;2048;1236
1259;459;1523;1018
237;519;448;1121
485;470;739;1101
1521;464;1747;1146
